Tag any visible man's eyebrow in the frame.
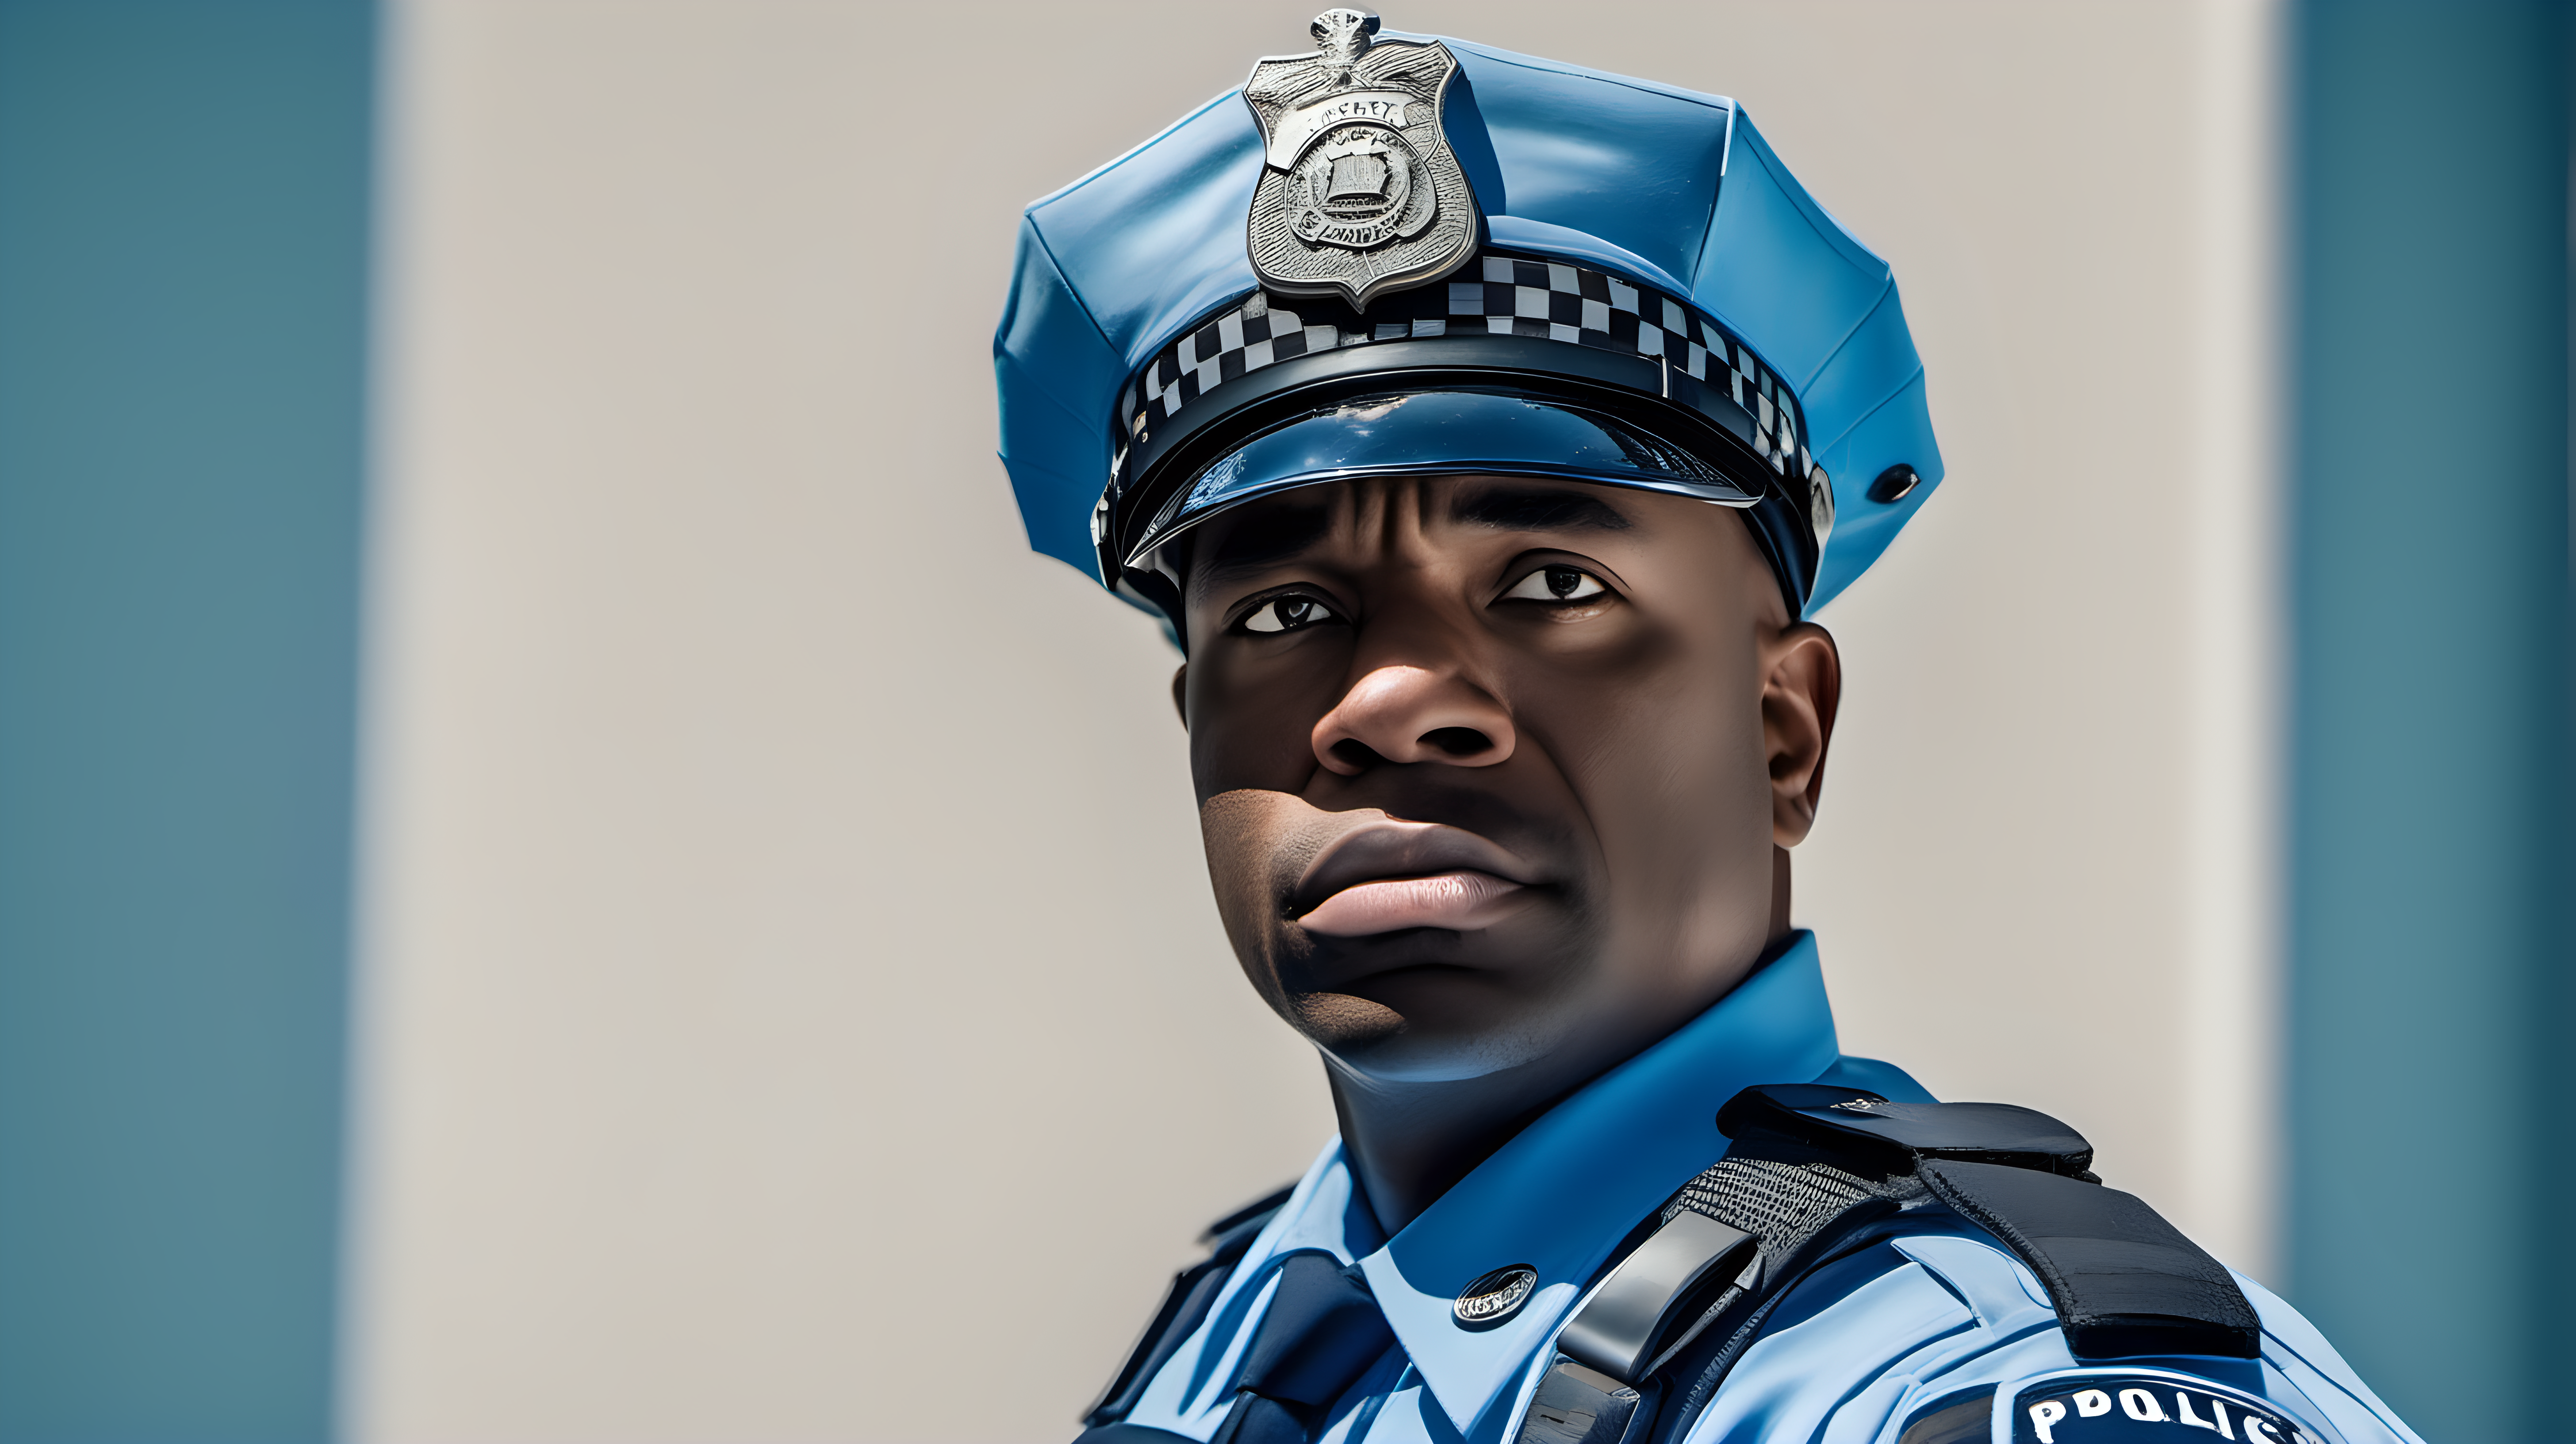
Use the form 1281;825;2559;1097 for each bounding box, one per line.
1193;503;1335;584
1450;487;1635;533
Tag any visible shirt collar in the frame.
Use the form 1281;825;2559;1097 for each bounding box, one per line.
1354;932;1844;1436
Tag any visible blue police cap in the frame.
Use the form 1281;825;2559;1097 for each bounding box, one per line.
994;9;1942;626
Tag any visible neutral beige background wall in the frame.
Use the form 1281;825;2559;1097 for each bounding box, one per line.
347;3;2279;1440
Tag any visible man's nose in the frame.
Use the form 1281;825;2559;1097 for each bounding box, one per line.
1311;664;1516;774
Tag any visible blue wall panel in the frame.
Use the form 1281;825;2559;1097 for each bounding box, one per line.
2289;3;2570;1440
0;2;373;1439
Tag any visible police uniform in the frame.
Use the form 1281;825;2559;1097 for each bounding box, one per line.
992;13;2422;1444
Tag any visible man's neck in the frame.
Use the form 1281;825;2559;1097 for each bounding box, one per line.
1326;1058;1564;1237
1326;865;1798;1237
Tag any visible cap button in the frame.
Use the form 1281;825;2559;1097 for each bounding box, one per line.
1867;464;1922;503
1453;1264;1539;1329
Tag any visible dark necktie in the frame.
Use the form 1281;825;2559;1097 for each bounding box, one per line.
1209;1252;1399;1444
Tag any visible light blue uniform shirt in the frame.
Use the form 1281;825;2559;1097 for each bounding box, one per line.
1117;935;2420;1444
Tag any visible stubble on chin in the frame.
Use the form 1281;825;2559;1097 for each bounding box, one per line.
1288;990;1409;1050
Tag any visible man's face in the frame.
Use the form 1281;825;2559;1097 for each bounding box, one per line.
1177;474;1837;1089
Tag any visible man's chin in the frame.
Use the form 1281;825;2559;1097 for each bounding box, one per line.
1288;989;1568;1086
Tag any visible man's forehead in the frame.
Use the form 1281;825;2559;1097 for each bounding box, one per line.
1449;485;1635;534
1191;478;1641;585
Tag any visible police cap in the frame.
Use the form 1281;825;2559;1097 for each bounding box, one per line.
995;9;1943;629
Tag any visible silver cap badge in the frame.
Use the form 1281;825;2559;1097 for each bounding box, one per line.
1242;10;1481;311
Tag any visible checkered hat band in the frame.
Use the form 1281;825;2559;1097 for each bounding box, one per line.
1116;252;1809;478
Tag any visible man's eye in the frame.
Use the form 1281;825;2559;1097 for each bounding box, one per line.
1501;565;1609;603
1239;595;1338;634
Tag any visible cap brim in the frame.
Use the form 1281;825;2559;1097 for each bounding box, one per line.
1125;389;1763;569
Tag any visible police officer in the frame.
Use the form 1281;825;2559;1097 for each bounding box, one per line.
994;13;2419;1444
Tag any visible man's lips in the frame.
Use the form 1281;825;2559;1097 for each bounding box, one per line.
1292;820;1543;937
1298;870;1528;936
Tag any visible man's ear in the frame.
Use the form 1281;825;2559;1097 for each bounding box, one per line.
1760;622;1841;846
1171;664;1189;728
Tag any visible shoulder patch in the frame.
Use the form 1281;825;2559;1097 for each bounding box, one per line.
2008;1371;2325;1444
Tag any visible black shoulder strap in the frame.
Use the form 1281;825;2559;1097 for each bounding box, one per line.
1915;1157;2260;1360
1716;1085;2258;1359
1081;1183;1296;1431
1513;1085;2258;1444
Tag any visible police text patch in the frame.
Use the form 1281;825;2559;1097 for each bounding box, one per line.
2010;1373;2319;1444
